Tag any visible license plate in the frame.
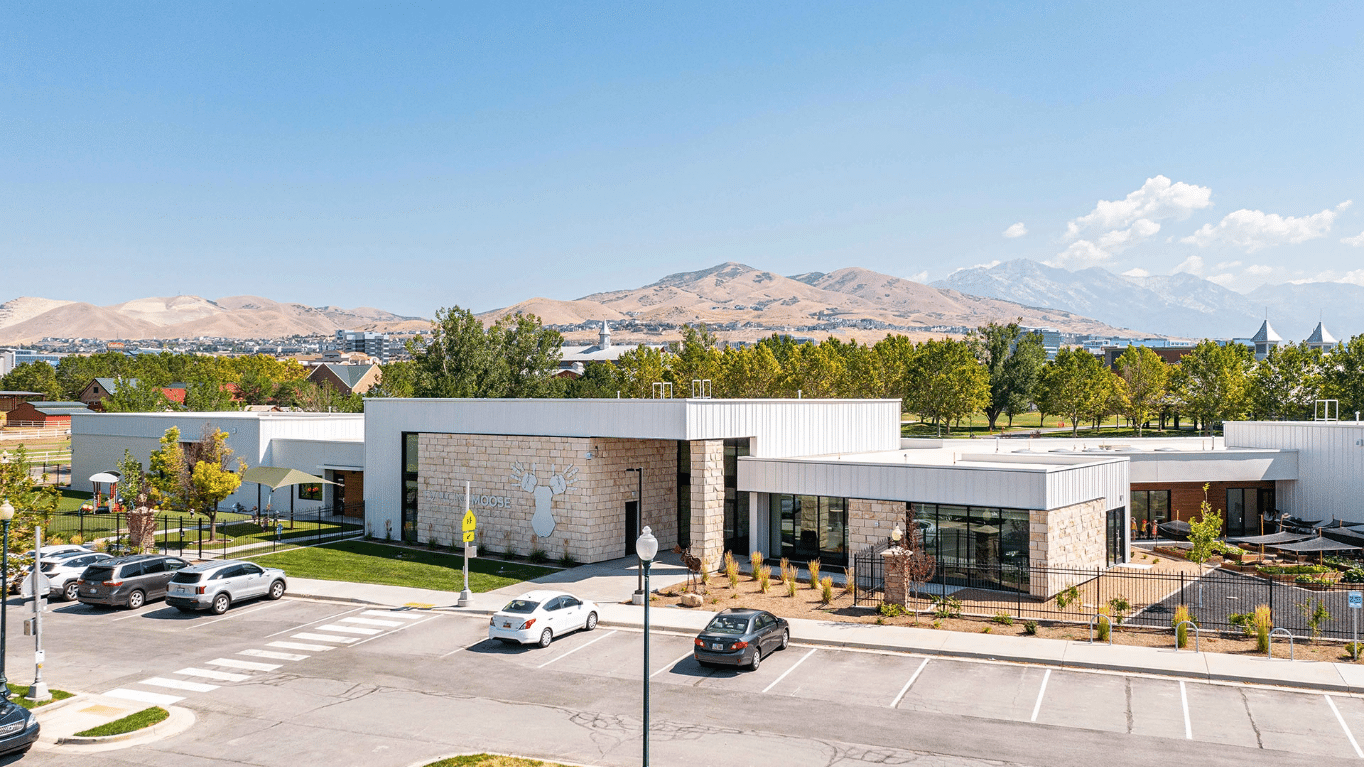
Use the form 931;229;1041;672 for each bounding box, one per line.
87;588;96;593
712;643;722;651
503;622;511;628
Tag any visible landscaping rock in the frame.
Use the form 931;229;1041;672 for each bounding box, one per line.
679;592;704;608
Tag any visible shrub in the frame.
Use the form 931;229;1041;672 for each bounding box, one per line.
931;595;962;619
90;540;107;553
991;612;1014;626
879;602;905;618
1344;568;1364;584
779;558;794;587
1252;604;1273;653
48;534;65;546
1095;605;1112;642
786;577;798;598
1348;641;1364;661
875;616;886;625
1173;604;1195;649
1228;612;1253;636
559;552;579;567
1258;563;1331;575
1107;595;1131;625
1296;574;1335;585
807;558;821;589
981;626;992;634
749;551;764;580
1054;585;1080;610
757;566;772;594
528;548;549;564
699;559;713;590
931;619;942;629
1023;620;1038;636
820;576;834;605
69;534;83;546
1298;598;1332;642
843;565;856;595
723;551;739;589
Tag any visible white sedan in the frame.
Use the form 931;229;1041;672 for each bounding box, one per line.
488;590;599;648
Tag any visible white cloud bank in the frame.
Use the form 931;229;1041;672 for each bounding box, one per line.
1182;201;1352;251
1002;222;1028;238
1048;175;1212;269
1343;230;1364;247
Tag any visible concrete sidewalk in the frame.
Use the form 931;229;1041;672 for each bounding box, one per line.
288;568;1364;695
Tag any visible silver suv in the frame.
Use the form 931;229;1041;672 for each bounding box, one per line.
166;560;287;614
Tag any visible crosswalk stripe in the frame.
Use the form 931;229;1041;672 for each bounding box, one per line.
294;632;358;644
107;688;183;705
209;658;280;672
315;623;382;635
140;677;218;693
240;649;308;661
363;609;426;620
176;667;250;682
340;617;404;627
269;641;333;652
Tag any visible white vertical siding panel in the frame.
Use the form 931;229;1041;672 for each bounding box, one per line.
1227;421;1364;523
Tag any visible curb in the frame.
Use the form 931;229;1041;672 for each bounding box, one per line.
28;693;86;716
54;705;194;746
404;751;600;767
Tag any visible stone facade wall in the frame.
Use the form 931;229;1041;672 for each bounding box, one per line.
848;498;906;552
1028;498;1107;598
417;434;677;563
689;440;726;567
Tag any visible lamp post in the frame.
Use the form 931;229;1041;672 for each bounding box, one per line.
626;467;644;605
0;500;13;702
635;525;658;767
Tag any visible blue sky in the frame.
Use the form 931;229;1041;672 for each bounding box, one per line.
4;3;1363;316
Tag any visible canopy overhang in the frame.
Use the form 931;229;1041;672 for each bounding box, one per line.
89;471;121;484
1267;537;1361;553
242;466;336;490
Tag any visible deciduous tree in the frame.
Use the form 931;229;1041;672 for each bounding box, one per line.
1036;348;1110;436
1173;340;1252;434
971;322;1046;431
1115;345;1170;436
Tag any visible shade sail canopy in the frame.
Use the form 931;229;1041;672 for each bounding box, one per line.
88;471;121;483
1229;531;1313;545
242;466;336;490
1314;518;1359;529
1268;537;1362;553
1322;527;1364;546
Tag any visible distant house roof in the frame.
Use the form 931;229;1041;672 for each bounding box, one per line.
31;403;89;416
86;378;187;404
1251;321;1282;344
306;363;380;395
1307;322;1338;345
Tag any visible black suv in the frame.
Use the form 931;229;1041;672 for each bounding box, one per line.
76;554;191;609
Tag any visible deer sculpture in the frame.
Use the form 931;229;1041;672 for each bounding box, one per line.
673;545;704;592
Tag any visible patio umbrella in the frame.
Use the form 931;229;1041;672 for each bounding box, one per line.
88;470;121;511
241;466;336;525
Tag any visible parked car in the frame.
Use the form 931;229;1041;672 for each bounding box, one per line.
27;551;114;601
693;608;790;671
75;554;191;609
488;590;599;648
166;560;288;614
0;699;39;756
8;545;93;593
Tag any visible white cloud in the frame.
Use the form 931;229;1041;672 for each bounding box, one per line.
1341;270;1364;286
1246;264;1273;276
945;260;1000;276
1207;273;1237;287
1214;260;1242;270
1344;231;1364;247
1003;222;1028;238
1048;240;1110;269
907;271;928;282
1182;200;1352;251
1065;175;1212;238
1122;267;1150;278
1173;255;1204;276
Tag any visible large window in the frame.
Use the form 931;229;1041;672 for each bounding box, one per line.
723;439;749;555
908;503;1030;592
400;432;419;543
1131;490;1169;540
1106;507;1126;567
770;494;847;566
676;441;691;548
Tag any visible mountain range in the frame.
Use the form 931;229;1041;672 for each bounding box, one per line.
0;295;428;344
933;260;1362;341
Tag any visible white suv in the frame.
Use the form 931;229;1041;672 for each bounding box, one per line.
166;560;288;614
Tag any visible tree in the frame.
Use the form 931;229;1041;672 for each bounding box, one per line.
1249;343;1323;421
971;322;1046;431
490;312;564;398
1187;484;1224;565
616;345;669;398
1173;340;1252;434
368;361;418;398
148;427;191;514
180;426;245;541
116;450;157;552
668;325;722;396
1115;345;1170;436
1036;348;1109;436
184;380;240;412
0;362;63;401
1323;334;1364;416
101;377;173;412
904;339;989;435
888;505;936;623
0;446;61;555
564;361;620;399
295;382;364;413
409;306;562;398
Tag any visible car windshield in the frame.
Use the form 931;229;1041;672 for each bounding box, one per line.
705;615;752;635
83;566;114;582
170;572;203;584
502;599;539;614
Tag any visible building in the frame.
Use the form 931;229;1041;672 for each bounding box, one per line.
0;349;62;377
1305;322;1339;353
6;401;89;427
557;322;665;378
79;378;188;411
335;330;392;360
307;363;381;396
0;391;45;415
1250;320;1282;361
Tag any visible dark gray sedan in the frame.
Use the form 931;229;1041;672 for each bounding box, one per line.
693;608;790;671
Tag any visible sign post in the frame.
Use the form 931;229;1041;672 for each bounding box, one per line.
27;526;49;703
1350;591;1362;660
459;481;476;608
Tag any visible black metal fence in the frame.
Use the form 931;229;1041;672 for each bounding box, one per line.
853;542;1364;641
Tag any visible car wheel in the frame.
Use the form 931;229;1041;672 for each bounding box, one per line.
126;590;145;610
779;628;790;651
267;580;286;600
62;582;80;602
585;611;598;631
211;593;231;615
749;648;762;671
538;628;554;648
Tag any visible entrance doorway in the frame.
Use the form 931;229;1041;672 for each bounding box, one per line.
624;500;639;558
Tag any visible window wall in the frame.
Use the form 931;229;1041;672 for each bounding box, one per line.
401;432;419;543
908;503;1030;592
723;439;749;555
770;494;848;566
1226;487;1275;537
676;441;691;548
1131;490;1169;540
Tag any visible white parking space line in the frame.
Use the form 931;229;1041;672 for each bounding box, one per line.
362;609;425;620
890;658;929;708
1326;695;1364;759
177;667;250;682
1030;669;1051;723
208;658;281;672
1179;681;1192;739
107;688;184;705
264;606;365;638
109;609;149;622
182;601;285;630
269;641;332;652
315;623;382;635
140;677;218;693
341;617;405;627
650;651;694;679
294;632;358;644
762;648;817;694
537;631;618;669
240;649;308;661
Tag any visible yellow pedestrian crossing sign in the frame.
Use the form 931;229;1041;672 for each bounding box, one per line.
462;509;477;543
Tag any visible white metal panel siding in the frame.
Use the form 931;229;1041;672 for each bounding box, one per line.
738;458;1051;509
1126;451;1298;483
686;400;899;457
1226;421;1364;522
1043;459;1128;510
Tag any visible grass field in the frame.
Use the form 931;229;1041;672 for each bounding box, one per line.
245;540;556;593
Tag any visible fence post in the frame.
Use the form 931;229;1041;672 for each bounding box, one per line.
79;513;84;545
198;519;203;560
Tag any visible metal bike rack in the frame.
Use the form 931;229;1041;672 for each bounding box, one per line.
1268;627;1295;660
1174;620;1201;653
1088;613;1114;645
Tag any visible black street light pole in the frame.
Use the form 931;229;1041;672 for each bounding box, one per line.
0;500;14;702
627;467;644;603
636;526;658;767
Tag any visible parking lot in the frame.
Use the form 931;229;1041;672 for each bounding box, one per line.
19;595;1364;766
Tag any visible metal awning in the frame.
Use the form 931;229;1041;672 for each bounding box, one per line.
242;467;337;490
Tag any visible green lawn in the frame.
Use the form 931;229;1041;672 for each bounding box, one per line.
155;517;361;547
6;684;72;710
244;540;556;593
74;706;168;737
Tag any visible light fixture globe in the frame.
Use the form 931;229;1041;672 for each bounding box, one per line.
636;526;658;562
891;523;903;544
0;501;12;522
